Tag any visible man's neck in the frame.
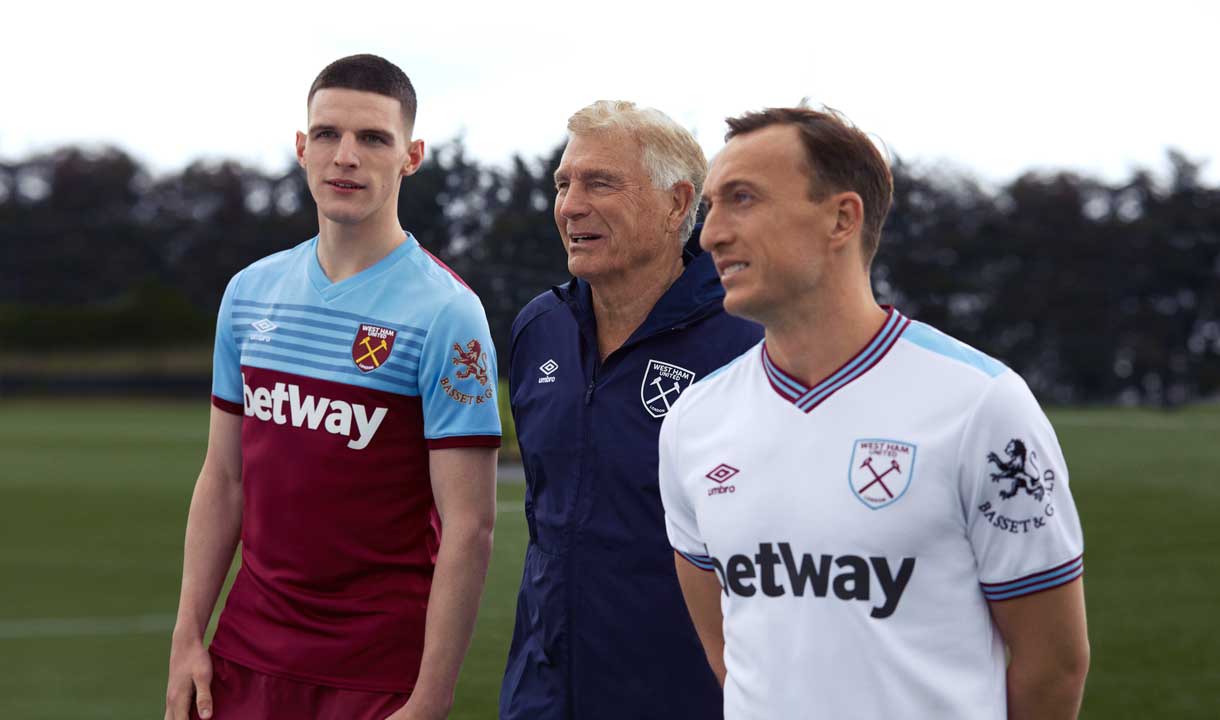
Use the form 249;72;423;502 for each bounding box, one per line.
763;278;888;389
588;254;685;361
316;212;406;284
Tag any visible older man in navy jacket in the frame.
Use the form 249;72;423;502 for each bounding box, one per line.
500;101;762;719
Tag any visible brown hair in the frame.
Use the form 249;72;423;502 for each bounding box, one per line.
308;54;418;132
725;106;892;265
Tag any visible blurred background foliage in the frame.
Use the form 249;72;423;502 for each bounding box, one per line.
1;142;1218;406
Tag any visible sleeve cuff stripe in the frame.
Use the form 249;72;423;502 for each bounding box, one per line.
677;550;716;571
982;561;1083;601
983;566;1082;601
427;435;502;449
211;395;243;415
980;554;1083;591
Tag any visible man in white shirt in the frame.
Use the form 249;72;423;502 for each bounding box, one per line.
658;106;1090;719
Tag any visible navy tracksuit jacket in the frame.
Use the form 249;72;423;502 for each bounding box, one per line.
499;244;763;720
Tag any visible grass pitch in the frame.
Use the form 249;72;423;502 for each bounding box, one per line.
0;399;1217;718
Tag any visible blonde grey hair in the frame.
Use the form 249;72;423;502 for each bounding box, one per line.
567;100;707;243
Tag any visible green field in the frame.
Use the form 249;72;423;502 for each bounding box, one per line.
1;400;1218;718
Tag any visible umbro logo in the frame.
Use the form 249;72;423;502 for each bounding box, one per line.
249;318;277;343
538;359;559;384
706;463;740;497
706;464;739;483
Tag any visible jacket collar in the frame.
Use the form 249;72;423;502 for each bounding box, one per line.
551;230;725;349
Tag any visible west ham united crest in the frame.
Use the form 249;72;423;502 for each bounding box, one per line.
848;439;917;510
352;324;397;372
641;359;696;418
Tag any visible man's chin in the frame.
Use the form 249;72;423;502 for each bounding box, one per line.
721;291;762;322
567;257;600;281
317;206;370;226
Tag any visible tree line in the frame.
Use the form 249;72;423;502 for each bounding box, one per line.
1;143;1217;406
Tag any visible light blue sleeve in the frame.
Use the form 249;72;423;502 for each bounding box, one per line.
416;291;502;446
210;272;244;406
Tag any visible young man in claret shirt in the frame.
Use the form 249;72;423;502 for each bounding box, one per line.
164;54;500;720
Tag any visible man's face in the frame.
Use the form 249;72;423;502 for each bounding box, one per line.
701;124;839;322
553;131;675;284
296;88;423;226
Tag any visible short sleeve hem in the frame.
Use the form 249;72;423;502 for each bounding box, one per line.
981;554;1083;602
212;394;243;415
676;549;717;572
427;435;501;450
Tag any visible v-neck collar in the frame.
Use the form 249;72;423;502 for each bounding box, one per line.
307;233;416;302
762;307;910;413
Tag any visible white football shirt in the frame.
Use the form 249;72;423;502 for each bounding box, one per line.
659;308;1084;719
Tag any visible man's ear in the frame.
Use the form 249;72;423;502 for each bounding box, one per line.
295;131;307;168
827;191;864;253
402;138;426;177
667;180;696;234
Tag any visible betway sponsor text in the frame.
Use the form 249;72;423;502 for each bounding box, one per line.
242;374;387;450
711;542;916;619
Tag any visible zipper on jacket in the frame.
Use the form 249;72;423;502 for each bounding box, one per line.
583;325;690;407
584;364;598;405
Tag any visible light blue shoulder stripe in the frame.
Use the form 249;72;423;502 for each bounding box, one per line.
901;321;1007;378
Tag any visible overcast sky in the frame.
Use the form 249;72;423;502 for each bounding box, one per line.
5;1;1217;183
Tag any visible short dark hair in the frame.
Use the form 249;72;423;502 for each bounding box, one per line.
308;54;418;131
725;106;892;266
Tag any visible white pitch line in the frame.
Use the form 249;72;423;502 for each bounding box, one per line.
0;613;176;640
2;508;533;640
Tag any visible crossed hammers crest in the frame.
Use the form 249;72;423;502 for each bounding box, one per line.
858;456;902;499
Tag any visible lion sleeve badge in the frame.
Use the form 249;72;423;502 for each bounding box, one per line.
439;339;494;405
962;374;1084;596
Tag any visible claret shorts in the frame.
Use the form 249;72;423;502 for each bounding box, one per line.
189;653;410;720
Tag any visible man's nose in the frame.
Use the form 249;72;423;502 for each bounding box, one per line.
333;133;360;168
699;206;730;253
557;184;589;220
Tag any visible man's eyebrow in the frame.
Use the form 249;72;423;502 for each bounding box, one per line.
580;169;622;183
705;178;761;201
554;169;623;184
306;124;397;141
358;128;396;142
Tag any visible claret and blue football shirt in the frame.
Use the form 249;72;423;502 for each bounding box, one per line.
208;233;500;693
660;308;1084;719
